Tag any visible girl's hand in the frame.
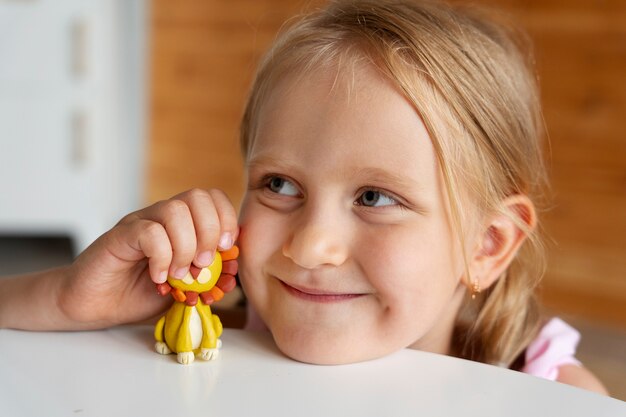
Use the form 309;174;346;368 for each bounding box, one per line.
58;188;239;328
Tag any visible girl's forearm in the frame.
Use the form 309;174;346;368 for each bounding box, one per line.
0;266;74;330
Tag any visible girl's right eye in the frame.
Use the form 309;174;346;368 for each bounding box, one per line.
265;176;300;197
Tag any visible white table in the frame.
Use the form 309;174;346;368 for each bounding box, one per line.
0;327;622;416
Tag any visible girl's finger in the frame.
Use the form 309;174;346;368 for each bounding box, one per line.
175;189;222;267
138;199;197;279
208;188;239;250
120;219;173;284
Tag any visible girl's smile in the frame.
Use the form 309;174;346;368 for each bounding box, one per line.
238;61;469;365
277;278;367;303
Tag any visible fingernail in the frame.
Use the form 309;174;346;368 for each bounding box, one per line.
196;251;214;267
218;232;233;250
156;271;168;284
173;267;188;279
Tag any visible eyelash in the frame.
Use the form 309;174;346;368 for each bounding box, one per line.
353;187;401;209
258;173;292;189
263;175;300;197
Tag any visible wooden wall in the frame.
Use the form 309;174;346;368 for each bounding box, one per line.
148;0;626;327
149;0;322;208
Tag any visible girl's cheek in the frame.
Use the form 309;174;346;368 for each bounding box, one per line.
237;198;259;250
239;211;268;251
238;206;280;274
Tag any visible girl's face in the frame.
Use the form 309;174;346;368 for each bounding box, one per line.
238;63;470;364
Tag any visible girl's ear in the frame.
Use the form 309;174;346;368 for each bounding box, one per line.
468;195;537;291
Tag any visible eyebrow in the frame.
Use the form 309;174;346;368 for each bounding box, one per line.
246;154;300;173
353;167;423;192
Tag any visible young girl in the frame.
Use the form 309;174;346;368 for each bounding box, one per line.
0;0;606;394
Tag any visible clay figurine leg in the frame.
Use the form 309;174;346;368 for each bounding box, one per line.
154;316;170;355
177;351;195;365
199;339;222;361
155;341;172;355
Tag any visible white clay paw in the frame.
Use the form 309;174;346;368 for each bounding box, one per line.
155;342;172;355
200;348;219;361
199;339;222;361
177;351;195;365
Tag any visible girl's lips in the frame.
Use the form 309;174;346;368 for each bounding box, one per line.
278;279;365;303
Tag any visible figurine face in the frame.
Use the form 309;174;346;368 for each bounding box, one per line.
168;252;222;292
238;63;471;364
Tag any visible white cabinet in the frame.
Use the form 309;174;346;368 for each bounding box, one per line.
0;0;147;252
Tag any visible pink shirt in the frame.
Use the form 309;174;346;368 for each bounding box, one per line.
522;317;582;380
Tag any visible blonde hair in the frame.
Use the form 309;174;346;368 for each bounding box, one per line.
240;0;547;367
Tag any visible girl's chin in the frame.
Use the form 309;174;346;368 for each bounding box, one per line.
269;325;386;365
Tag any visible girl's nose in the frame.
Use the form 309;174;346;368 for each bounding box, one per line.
282;213;349;269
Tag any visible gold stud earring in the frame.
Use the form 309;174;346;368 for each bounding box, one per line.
471;281;481;299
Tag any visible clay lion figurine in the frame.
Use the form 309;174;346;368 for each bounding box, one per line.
154;246;238;364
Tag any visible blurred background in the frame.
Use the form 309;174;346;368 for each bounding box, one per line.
0;0;624;400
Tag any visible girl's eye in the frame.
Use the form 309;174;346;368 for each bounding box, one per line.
266;176;299;196
356;190;397;207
